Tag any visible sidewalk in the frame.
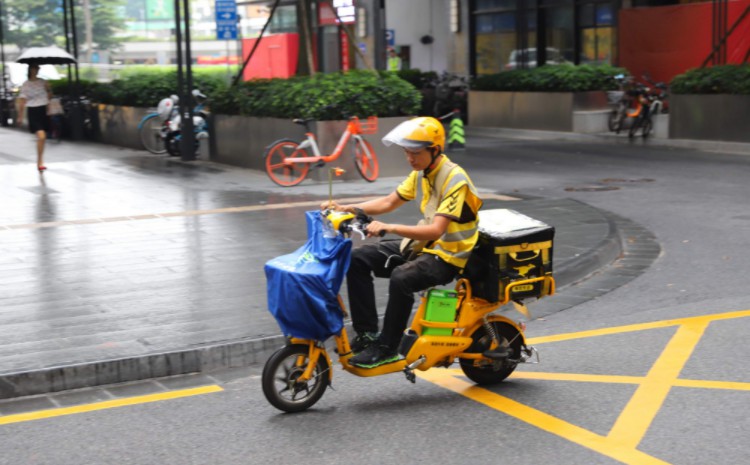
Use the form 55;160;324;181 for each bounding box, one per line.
0;126;635;399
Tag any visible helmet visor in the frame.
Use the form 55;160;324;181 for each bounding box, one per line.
382;120;433;150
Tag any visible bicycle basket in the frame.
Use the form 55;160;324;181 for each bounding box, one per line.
353;116;378;135
606;91;624;104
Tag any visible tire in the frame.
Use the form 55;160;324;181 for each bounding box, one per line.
139;115;167;154
262;344;329;413
264;139;310;187
165;131;200;157
459;321;523;385
353;138;379;182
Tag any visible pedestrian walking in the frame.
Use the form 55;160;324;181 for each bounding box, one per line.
16;64;52;172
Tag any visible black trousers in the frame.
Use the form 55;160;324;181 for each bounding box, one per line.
346;240;459;350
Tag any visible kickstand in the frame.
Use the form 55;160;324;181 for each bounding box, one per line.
403;368;416;384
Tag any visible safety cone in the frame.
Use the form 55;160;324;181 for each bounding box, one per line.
448;112;465;151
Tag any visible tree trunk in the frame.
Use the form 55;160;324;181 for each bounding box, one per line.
296;0;316;76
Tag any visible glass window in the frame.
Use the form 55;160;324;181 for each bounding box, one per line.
269;5;297;34
544;6;574;63
475;13;517;74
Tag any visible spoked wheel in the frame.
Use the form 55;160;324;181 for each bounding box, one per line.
140;115;167;154
353;138;379;182
262;344;330;413
264;139;310;187
459;321;523;385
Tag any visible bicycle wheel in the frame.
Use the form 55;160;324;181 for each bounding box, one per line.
264;139;310;187
262;344;329;413
353;138;379;182
139;115;167;154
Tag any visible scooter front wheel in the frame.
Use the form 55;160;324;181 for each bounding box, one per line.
459;322;523;385
262;343;329;413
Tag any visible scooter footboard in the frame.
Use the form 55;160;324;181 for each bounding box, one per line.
398;332;473;370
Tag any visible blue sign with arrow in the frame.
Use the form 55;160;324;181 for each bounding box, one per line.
216;0;238;40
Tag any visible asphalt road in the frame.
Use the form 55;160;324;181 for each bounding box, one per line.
1;136;749;465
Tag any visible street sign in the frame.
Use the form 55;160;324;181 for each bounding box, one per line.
385;29;395;47
215;0;238;40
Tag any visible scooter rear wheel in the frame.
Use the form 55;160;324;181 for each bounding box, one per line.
459;322;522;385
262;343;329;413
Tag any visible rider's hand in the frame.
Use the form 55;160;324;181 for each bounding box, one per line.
320;201;352;213
366;221;389;238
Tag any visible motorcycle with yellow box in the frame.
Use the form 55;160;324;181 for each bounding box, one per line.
261;207;555;412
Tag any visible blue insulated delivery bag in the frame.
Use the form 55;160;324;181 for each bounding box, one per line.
265;211;352;340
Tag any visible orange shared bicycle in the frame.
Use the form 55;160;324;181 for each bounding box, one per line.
263;116;380;187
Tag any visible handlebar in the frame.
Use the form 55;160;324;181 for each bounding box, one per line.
322;209;385;239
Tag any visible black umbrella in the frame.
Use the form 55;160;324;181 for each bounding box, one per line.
16;46;77;65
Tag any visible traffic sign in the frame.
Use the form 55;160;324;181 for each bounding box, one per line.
216;0;238;40
385;29;395;47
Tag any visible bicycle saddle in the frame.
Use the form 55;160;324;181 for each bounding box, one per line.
293;118;315;125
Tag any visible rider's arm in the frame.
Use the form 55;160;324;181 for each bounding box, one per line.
323;191;407;216
368;215;450;240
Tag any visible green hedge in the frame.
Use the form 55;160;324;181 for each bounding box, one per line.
670;65;750;94
49;69;421;119
472;64;628;92
211;70;421;120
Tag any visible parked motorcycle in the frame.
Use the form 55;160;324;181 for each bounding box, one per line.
164;90;210;157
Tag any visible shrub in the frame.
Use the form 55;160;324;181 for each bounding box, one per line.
472;64;628;92
670;65;750;94
211;70;421;120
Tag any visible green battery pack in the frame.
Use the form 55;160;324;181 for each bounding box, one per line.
422;289;458;336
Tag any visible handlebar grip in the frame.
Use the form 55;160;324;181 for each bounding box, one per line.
378;230;386;237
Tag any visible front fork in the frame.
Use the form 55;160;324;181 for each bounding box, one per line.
290;338;334;383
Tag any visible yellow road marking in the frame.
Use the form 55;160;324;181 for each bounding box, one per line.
419;310;750;465
526;309;750;344
418;370;671;465
509;372;750;391
0;385;223;426
607;320;707;448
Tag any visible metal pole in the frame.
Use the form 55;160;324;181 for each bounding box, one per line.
180;0;196;161
0;0;8;127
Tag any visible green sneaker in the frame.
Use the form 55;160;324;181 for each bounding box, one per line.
350;344;400;368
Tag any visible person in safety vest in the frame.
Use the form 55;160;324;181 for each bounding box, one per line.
321;116;483;368
387;48;402;71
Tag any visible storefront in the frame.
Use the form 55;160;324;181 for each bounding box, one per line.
470;0;620;75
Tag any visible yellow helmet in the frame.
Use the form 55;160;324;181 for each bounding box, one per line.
382;116;445;153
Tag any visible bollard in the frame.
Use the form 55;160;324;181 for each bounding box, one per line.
448;112;465;151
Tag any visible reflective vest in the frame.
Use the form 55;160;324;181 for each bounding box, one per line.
396;156;483;269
